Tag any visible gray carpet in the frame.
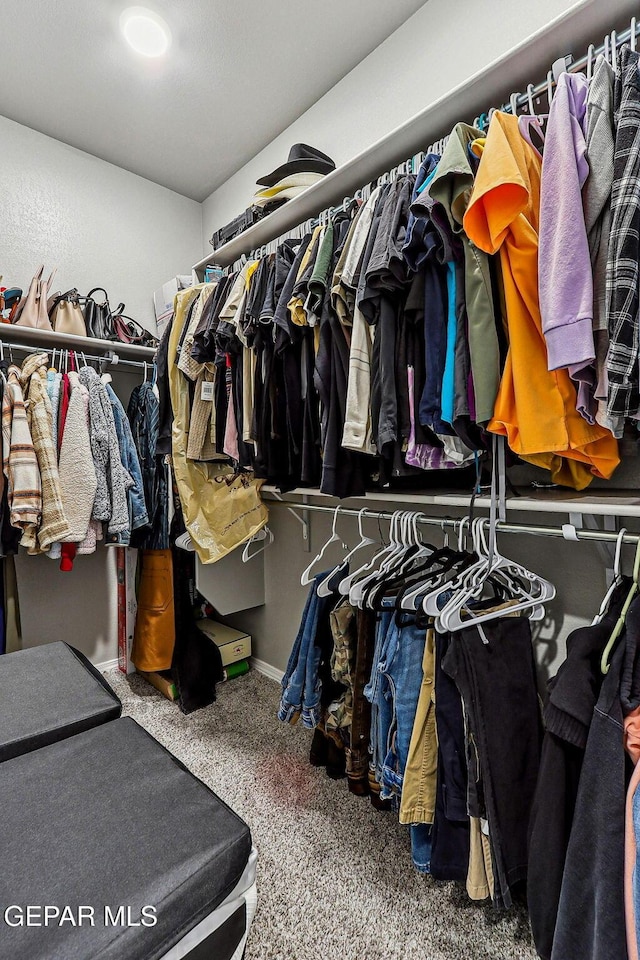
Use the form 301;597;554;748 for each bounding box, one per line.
107;668;537;960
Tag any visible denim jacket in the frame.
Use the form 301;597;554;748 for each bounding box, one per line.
105;383;148;545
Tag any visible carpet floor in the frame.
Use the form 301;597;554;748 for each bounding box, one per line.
107;668;537;960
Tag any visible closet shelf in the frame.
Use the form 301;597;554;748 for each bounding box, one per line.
0;323;156;361
261;486;640;519
193;0;634;277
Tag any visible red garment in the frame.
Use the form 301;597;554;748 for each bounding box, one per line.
60;542;77;572
57;373;71;452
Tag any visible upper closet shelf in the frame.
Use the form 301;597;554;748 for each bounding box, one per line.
193;0;637;278
261;486;640;519
0;323;156;361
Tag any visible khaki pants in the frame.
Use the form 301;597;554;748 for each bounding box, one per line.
399;629;438;825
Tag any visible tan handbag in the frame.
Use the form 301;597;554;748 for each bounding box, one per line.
50;290;87;337
14;266;56;330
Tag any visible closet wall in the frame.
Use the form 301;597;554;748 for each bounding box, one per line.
209;0;640;679
2;115;202;331
2;117;202;665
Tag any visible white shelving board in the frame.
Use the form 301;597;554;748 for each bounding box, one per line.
262;486;640;519
194;0;637;277
0;322;156;361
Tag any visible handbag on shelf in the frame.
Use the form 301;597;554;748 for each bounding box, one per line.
112;311;158;348
13;265;57;330
49;289;87;337
84;287;121;341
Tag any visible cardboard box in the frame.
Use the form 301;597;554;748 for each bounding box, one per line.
196;620;252;667
138;670;178;701
153;275;193;336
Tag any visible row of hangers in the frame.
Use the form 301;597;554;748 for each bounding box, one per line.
0;342;157;383
298;502;640;665
299;504;555;635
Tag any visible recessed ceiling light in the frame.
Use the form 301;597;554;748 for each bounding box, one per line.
120;6;171;58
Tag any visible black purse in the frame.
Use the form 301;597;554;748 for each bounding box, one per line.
84;288;123;341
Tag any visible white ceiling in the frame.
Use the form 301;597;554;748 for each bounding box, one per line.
0;0;427;201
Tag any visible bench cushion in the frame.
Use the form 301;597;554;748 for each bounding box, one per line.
0;717;252;960
0;641;121;762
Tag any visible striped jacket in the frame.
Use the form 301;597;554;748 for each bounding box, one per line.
606;44;640;428
2;367;41;530
19;353;70;553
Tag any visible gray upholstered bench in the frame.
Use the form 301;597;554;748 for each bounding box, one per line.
0;717;256;960
0;641;121;761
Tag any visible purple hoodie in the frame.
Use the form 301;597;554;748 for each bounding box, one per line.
539;72;595;377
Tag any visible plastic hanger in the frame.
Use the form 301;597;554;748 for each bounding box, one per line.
317;509;377;598
300;505;345;586
601;537;640;675
631;18;637;53
586;43;596;82
436;518;555;633
364;513;437;610
347;511;408;607
338;513;394;596
242;526;274;563
592;527;626;625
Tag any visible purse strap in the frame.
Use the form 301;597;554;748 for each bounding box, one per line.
87;287;109;302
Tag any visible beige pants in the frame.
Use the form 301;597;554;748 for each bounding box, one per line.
399;629;438;825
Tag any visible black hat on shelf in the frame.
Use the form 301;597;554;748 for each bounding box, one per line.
256;143;336;187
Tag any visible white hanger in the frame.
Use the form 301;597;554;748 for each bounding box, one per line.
364;512;433;610
317;509;377;598
347;510;407;606
361;512;428;610
631;18;637;53
546;70;554;107
242;526;274;563
592;527;626;624
611;30;617;69
510;92;520;116
586;43;596;82
436;518;555;633
300;505;345;586
527;83;536;116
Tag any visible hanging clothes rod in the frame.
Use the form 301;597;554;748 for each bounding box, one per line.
0;340;149;370
268;499;640;546
228;15;640;272
510;19;638;113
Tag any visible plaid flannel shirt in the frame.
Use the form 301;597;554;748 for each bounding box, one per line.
606;45;640;427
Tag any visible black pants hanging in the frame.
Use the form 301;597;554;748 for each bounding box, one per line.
443;617;542;908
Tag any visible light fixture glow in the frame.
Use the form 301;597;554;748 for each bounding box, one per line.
120;7;171;58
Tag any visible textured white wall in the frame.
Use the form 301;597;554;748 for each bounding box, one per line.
202;0;634;245
1;116;202;332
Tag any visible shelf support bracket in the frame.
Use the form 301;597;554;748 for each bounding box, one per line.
268;493;310;551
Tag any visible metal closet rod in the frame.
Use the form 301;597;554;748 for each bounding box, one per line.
268;499;640;546
512;21;638;111
0;341;148;370
234;17;640;269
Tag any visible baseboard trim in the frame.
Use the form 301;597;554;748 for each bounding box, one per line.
96;657;120;673
250;657;284;683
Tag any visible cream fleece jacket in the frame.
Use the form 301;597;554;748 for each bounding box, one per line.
59;373;97;542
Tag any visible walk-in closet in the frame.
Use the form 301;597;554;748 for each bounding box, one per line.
2;1;640;958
